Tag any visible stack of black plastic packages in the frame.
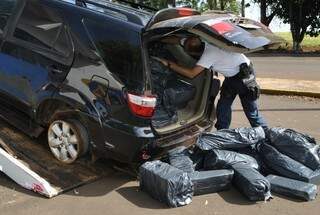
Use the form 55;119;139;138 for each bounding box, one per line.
139;127;320;207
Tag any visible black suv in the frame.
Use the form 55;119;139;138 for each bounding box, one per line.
0;0;282;164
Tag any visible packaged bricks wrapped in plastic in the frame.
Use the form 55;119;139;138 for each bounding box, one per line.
196;127;265;151
139;161;193;208
232;164;272;201
266;128;320;170
257;142;316;182
204;149;260;170
266;175;318;201
190;170;234;196
168;146;195;174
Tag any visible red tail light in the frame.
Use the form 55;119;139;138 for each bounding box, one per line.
127;93;157;118
211;21;235;35
177;8;195;16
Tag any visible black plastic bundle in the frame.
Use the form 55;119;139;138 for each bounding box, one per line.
190;148;206;171
163;79;196;110
266;128;320;170
196;127;265;151
204;149;259;170
190;170;234;196
267;175;318;201
257;142;317;182
168;146;195;174
139;161;193;208
233;164;272;201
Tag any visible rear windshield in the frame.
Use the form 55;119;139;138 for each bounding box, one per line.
84;18;144;91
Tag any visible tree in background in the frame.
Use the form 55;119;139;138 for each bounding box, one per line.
252;0;280;26
253;0;320;52
177;0;239;13
130;0;240;13
276;0;320;52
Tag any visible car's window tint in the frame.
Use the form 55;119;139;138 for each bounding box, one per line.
84;19;144;90
13;2;72;57
0;0;17;34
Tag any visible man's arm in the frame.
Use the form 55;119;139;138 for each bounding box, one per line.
156;57;205;79
160;36;181;45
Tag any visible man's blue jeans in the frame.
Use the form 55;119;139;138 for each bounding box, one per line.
215;77;267;130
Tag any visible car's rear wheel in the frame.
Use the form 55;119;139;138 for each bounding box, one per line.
48;119;88;164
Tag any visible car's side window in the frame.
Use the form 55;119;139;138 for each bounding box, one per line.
13;1;72;58
0;0;17;35
83;18;144;89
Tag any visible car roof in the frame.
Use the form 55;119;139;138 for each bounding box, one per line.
57;0;154;26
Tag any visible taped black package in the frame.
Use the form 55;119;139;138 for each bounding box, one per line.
196;127;265;151
168;146;194;174
190;148;206;171
266;175;318;201
257;142;315;182
266;127;320;170
204;149;259;170
233;164;272;201
236;146;273;175
190;170;234;196
139;161;193;207
163;79;196;109
152;107;178;128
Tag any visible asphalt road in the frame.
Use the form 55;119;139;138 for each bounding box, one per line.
250;56;320;81
1;95;320;215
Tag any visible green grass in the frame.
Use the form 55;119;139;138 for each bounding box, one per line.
276;32;320;52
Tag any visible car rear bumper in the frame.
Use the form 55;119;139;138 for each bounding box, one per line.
94;117;213;164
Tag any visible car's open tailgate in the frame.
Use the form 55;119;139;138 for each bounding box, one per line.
146;8;284;53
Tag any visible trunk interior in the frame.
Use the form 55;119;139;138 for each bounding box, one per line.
147;34;212;135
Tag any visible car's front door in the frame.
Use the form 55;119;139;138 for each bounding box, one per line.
0;0;73;119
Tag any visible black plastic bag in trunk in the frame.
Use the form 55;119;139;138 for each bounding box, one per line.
152;107;178;128
204;149;259;170
190;170;234;196
257;142;316;182
139;161;193;208
168;146;195;174
196;127;265;151
233;164;272;201
266;175;318;201
163;79;196;110
266;128;320;170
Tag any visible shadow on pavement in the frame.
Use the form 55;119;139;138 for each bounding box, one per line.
117;186;169;209
65;171;133;197
217;188;256;206
271;193;304;203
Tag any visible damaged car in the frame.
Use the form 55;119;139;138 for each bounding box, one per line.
0;0;283;165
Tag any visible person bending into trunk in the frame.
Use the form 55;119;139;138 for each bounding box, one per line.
156;36;267;130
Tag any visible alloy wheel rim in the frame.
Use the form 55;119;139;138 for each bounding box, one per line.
48;120;80;164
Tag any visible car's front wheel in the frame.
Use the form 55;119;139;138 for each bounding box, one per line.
47;119;88;164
